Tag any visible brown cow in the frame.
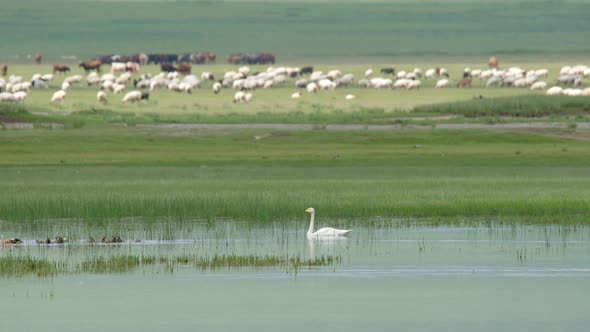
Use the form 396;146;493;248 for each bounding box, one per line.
488;56;498;69
178;63;192;74
53;64;70;74
456;77;472;88
1;64;7;76
34;53;42;65
79;60;102;73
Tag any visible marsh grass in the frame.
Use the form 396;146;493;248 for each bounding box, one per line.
415;96;590;118
0;254;341;278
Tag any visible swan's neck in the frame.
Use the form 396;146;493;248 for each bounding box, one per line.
307;211;315;236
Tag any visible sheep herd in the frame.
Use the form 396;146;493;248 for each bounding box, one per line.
0;62;589;106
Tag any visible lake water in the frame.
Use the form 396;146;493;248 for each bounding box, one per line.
1;222;589;331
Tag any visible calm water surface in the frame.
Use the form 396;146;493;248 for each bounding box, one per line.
1;222;589;331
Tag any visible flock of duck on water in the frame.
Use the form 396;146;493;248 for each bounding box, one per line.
0;207;351;245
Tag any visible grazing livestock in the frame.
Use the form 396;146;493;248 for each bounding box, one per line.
13;91;27;102
31;78;48;88
365;69;373;77
407;80;421;90
51;90;67;103
380;68;395;75
34;53;42;65
545;86;563;96
291;92;301;99
138;53;148;65
306;82;318;94
122;90;143;103
178;63;192;75
160;63;177;72
79;60;102;73
61;81;70;91
1;64;7;76
233;91;246;103
300;66;313;75
530;81;547;91
456;77;472;88
0;92;15;102
53;64;70;74
488;56;499;69
435;79;449;88
201;72;215;81
244;93;253;103
213;82;222;94
97;90;107;103
125;62;140;73
345;94;356;100
110;62;127;73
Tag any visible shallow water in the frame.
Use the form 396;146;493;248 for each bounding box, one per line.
1;222;589;331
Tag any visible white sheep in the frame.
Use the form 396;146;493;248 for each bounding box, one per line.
97;91;107;103
582;87;590;96
407;80;421;90
111;62;127;73
115;72;132;85
64;75;83;85
244;93;253;103
51;90;67;103
318;79;337;91
12;91;27;102
345;94;355;100
201;72;214;81
41;74;54;82
233;91;246;103
306;82;318;94
0;92;15;102
365;69;373;77
435;79;449;88
122;90;142;103
545;86;563;96
238;66;250;75
425;69;436;79
563;88;582;96
113;84;126;95
61;81;70;91
213;82;222;94
291;92;301;99
530;81;547;91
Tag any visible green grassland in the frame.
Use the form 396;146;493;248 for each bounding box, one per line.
1;0;590;60
0;126;589;224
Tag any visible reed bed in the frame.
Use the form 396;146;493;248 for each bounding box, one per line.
0;253;341;278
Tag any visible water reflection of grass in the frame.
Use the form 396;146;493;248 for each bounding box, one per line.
0;254;341;278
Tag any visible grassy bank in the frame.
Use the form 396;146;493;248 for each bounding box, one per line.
0;127;589;224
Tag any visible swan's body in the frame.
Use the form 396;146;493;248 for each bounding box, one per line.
305;207;351;239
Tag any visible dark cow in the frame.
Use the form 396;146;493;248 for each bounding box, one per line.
300;66;313;75
149;54;178;64
160;63;177;72
1;64;7;76
34;53;42;65
53;64;71;74
79;60;102;73
380;67;395;75
177;63;192;75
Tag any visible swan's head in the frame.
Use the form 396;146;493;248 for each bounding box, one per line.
305;207;315;214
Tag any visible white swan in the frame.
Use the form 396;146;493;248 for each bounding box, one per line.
305;207;351;239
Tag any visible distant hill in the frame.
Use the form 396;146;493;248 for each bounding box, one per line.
1;0;588;61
